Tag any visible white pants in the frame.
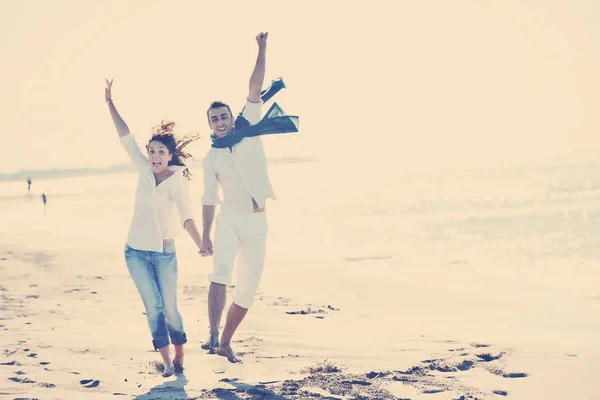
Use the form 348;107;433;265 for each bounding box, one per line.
209;212;268;309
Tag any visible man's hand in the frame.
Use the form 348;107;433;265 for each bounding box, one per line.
256;32;268;49
249;33;268;102
105;79;114;103
199;237;213;257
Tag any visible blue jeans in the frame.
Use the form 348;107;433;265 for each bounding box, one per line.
124;241;187;349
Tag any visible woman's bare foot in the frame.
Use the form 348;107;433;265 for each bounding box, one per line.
173;361;184;374
158;345;174;377
173;344;184;373
162;362;174;377
217;343;241;363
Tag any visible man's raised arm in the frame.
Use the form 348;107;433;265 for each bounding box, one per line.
248;32;268;103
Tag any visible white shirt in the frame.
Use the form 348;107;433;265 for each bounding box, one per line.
120;134;194;252
201;100;276;215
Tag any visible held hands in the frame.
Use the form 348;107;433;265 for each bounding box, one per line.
199;238;213;257
256;32;268;49
105;79;114;103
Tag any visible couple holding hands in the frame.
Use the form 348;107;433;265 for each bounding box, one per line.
105;32;299;377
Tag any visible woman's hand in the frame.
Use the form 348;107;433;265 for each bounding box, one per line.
199;237;213;257
105;79;114;103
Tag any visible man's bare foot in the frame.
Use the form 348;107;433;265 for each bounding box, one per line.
200;333;219;354
217;343;241;363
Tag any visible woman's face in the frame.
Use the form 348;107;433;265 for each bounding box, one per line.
147;140;172;175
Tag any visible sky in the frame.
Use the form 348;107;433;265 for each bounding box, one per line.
1;0;600;175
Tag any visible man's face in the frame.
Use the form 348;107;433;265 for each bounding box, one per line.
208;107;234;138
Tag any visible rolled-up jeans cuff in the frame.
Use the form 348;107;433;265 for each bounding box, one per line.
152;336;170;350
170;331;187;346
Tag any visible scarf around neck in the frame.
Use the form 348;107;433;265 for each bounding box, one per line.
210;77;300;149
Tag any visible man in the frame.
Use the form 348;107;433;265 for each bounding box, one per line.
199;32;276;363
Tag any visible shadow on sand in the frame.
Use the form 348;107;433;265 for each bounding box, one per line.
211;380;286;399
132;373;189;400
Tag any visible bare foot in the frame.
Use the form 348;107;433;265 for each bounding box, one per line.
158;345;173;377
174;345;184;373
201;334;219;354
162;364;174;378
217;344;241;363
173;358;184;374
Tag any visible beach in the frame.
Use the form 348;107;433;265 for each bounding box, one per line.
1;159;600;399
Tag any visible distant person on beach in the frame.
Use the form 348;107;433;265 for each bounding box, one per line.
27;177;32;193
41;193;46;214
199;32;299;363
105;79;203;377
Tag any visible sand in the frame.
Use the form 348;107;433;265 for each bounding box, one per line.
1;164;600;399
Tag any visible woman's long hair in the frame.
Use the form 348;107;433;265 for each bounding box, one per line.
147;120;200;180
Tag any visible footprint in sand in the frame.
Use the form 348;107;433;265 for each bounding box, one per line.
448;348;466;352
366;371;388;379
259;380;280;385
286;308;325;315
286;305;340;316
475;353;503;362
80;379;100;388
431;359;475;372
502;372;528;378
9;377;37;384
0;360;21;366
422;388;446;394
342;379;371;386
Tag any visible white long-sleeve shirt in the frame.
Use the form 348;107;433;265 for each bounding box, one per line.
120;134;194;252
201;100;276;215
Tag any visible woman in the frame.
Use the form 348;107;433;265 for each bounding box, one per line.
105;79;202;377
